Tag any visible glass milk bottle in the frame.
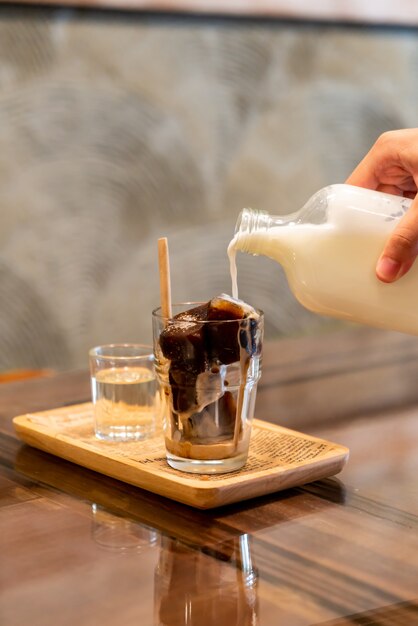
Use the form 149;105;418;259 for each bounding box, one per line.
228;184;418;335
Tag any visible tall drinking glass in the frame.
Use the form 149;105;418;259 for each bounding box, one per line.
152;303;263;474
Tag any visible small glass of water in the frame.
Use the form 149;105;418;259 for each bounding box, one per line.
89;344;158;441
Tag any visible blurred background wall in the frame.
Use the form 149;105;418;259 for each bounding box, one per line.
1;6;418;371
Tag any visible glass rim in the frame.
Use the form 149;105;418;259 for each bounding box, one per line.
89;343;153;360
152;302;264;323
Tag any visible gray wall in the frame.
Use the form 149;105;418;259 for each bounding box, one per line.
1;7;418;370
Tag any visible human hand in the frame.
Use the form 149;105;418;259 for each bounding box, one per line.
346;129;418;282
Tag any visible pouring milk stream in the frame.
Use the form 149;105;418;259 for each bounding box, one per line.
228;184;418;335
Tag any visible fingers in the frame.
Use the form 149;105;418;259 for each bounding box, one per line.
346;129;418;191
345;156;378;189
375;184;403;196
376;195;418;282
345;130;399;189
344;129;418;282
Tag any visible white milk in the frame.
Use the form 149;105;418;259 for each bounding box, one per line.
228;184;418;335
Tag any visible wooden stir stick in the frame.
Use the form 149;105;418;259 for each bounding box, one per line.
158;237;172;319
157;237;175;436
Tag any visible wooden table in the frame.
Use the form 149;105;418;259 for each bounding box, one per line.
1;327;417;625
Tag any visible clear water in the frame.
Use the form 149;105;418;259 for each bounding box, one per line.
92;366;157;440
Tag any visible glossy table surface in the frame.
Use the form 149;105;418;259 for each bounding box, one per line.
1;327;417;626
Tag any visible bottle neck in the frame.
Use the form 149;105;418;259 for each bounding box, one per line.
232;208;286;255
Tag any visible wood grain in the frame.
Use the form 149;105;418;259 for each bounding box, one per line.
13;405;348;508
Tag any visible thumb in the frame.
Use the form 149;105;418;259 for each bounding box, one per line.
376;196;418;282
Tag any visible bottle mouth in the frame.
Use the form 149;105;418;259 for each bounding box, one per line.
234;208;269;236
234;208;252;235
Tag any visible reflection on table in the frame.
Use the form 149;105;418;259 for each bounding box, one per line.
155;534;258;626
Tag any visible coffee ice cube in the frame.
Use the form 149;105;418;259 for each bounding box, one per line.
208;294;257;321
159;307;208;376
159;303;210;413
206;294;260;364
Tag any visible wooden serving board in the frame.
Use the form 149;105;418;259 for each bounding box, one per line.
13;403;349;509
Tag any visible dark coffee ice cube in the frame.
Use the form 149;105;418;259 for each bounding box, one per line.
208;295;253;321
205;319;240;365
213;294;261;357
159;306;209;376
206;295;243;364
160;323;205;413
174;302;209;323
168;366;199;414
159;303;210;413
206;295;259;364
